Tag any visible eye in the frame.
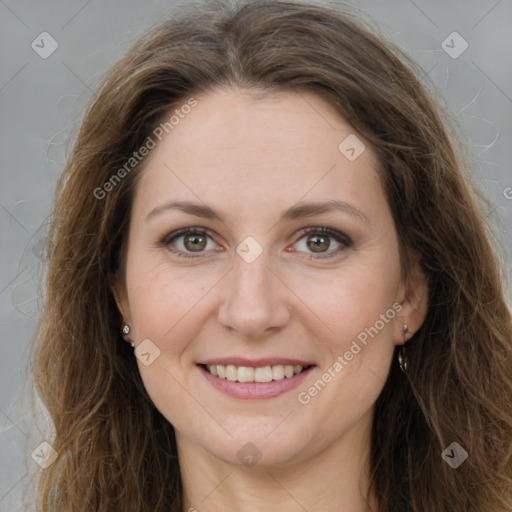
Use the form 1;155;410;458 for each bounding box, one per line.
160;226;352;260
291;227;352;258
161;227;218;258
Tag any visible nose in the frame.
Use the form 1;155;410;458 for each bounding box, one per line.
216;253;292;338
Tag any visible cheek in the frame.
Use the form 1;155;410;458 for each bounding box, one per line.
292;271;399;437
292;260;400;341
124;260;216;431
125;252;222;347
289;261;401;411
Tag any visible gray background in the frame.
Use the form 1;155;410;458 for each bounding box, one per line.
1;0;511;509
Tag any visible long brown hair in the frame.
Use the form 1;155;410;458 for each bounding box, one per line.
30;1;512;510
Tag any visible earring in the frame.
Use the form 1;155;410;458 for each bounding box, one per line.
121;324;135;348
398;324;408;372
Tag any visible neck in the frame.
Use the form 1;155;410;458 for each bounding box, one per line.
177;412;376;512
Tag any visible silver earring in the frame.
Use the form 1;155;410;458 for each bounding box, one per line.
122;324;135;348
398;324;408;372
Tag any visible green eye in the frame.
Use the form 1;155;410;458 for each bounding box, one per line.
306;234;331;252
162;226;352;260
293;227;352;259
162;227;214;258
183;233;208;252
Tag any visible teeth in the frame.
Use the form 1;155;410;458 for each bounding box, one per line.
284;365;294;378
237;366;254;383
254;366;273;383
226;365;237;382
272;364;284;380
205;364;306;382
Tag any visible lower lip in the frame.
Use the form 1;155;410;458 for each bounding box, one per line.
198;365;316;399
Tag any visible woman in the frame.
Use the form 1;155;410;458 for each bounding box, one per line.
31;0;512;510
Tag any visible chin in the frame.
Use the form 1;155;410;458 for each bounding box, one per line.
185;413;325;469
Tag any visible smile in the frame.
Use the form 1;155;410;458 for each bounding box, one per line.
203;363;310;383
197;360;317;399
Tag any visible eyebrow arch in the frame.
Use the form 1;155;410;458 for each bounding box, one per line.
146;199;370;225
146;201;222;222
282;199;370;224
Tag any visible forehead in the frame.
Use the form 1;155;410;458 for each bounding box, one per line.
132;87;384;223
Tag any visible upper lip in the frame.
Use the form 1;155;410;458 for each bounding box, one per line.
198;357;316;367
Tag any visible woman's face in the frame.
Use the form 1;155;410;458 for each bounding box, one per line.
114;87;426;467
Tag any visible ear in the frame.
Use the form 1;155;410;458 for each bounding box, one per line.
110;273;132;342
394;252;429;345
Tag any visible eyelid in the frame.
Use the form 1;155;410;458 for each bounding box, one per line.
160;226;218;259
160;226;352;259
160;226;210;246
296;226;352;246
290;226;353;259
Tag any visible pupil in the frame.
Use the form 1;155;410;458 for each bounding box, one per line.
184;234;206;251
307;235;329;252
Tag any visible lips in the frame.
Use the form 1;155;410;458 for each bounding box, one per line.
199;364;316;399
196;357;317;399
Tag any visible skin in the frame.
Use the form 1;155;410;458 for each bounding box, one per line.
113;87;428;512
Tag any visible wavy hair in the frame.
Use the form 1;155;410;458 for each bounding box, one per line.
30;0;512;510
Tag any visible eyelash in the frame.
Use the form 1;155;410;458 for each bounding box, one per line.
160;226;353;260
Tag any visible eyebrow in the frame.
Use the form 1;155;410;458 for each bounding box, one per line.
146;200;223;222
282;199;370;224
146;199;370;225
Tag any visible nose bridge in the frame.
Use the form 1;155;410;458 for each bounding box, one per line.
233;254;272;301
217;249;290;336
